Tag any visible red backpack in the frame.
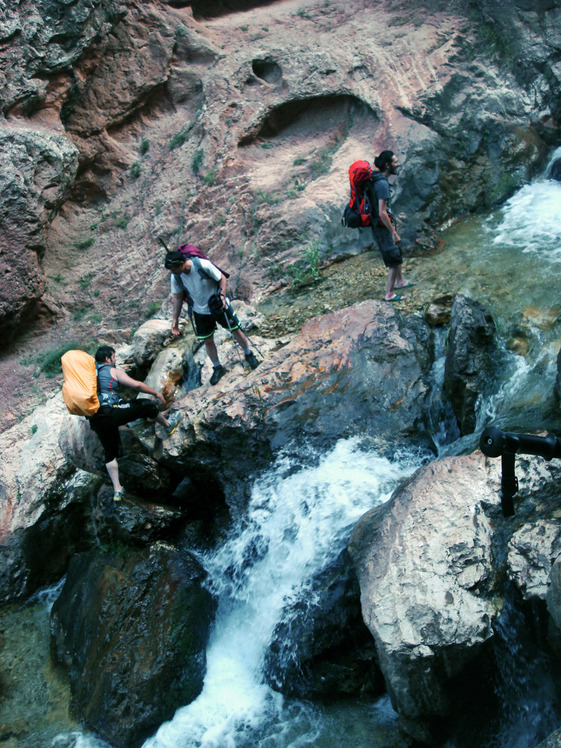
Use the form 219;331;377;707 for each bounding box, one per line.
177;244;230;278
341;160;373;228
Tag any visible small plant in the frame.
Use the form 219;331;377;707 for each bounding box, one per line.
26;341;81;378
50;273;64;284
130;161;141;179
72;308;88;321
140;138;150;155
76;237;95;251
79;274;94;290
90;222;98;231
115;215;129;229
287;242;321;288
192;149;204;174
31;424;38;435
240;25;248;31
170;129;191;150
293;157;307;166
146;301;162;317
256;190;280;206
203;169;216;185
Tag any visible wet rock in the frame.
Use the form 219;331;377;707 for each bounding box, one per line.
537;727;561;748
424;294;454;327
443;295;498;435
508;520;561;601
160;301;434;512
91;486;188;546
0;395;101;602
264;549;384;699
0;127;79;344
50;542;217;748
554;345;561;404
348;452;501;740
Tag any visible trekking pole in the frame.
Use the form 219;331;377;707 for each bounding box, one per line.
221;301;245;366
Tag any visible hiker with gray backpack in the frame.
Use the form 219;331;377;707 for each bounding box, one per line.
165;247;259;385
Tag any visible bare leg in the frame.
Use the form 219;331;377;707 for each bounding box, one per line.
204;337;219;362
105;458;122;492
155;412;169;428
385;266;399;300
394;265;405;287
233;328;250;351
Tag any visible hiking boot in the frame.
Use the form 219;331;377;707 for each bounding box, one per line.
164;411;182;437
245;351;259;370
209;364;226;385
113;488;125;502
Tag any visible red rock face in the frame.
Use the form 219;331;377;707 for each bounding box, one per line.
0;0;559;408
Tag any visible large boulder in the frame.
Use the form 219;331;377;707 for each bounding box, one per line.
160;300;434;512
0;127;79;344
264;549;384;700
0;0;124;116
348;452;501;740
443;295;498;435
50;542;217;748
0;394;98;602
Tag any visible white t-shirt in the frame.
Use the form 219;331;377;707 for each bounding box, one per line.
170;258;222;314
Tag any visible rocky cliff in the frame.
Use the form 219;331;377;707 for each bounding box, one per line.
1;0;560;426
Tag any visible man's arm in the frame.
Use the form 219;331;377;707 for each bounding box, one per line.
378;199;400;244
172;293;184;336
218;273;228;308
112;368;166;405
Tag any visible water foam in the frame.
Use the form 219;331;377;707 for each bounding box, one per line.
144;438;421;748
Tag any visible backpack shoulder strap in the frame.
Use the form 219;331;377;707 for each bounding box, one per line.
192;256;220;285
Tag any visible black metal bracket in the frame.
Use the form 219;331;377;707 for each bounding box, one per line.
479;426;561;517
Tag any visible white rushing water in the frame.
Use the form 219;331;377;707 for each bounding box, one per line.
143;438;422;748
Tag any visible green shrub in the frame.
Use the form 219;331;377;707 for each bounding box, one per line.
192;149;204;174
29;341;82;378
140;138;150;155
146;301;162;317
287;242;321;288
170;129;190;150
130;161;141;179
76;237;94;251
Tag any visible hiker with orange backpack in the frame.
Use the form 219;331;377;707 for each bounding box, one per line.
87;346;181;501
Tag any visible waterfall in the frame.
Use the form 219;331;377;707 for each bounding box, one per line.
485;588;559;748
143;437;423;748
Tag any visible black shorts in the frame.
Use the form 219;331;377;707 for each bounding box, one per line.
88;400;160;463
193;305;240;340
371;225;402;268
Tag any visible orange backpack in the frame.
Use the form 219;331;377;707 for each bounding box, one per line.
61;350;100;417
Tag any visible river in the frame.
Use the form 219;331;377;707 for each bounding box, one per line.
3;150;561;748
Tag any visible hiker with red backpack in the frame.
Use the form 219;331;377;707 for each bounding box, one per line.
342;151;412;302
367;150;412;302
164;247;259;385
